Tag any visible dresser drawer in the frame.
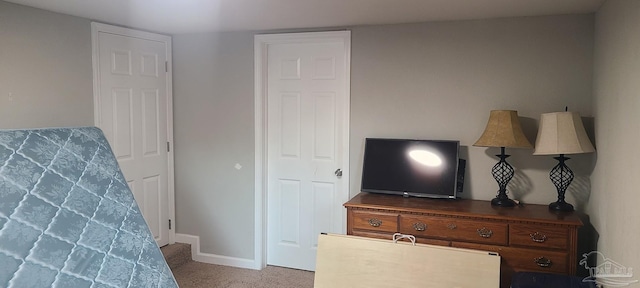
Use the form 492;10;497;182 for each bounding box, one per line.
415;237;451;247
452;242;569;274
351;210;398;233
510;224;569;250
351;230;395;241
399;215;508;245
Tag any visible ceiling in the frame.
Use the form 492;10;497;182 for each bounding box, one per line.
5;0;606;34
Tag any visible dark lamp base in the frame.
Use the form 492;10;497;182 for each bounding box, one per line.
492;197;516;207
549;201;574;212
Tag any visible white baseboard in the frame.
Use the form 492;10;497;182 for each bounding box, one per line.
175;233;261;270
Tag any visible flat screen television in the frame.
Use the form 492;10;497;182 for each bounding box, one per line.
361;138;461;199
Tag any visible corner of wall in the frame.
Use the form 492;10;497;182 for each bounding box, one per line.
175;233;261;270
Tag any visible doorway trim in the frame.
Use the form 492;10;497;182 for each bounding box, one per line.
91;22;176;245
254;31;351;269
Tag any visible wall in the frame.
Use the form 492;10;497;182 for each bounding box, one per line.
0;1;93;129
0;1;601;270
173;32;256;259
590;0;640;278
173;14;595;261
349;16;595;206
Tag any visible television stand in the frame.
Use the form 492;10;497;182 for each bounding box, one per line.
344;192;583;288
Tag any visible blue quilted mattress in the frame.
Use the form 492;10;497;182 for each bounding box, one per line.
0;127;178;288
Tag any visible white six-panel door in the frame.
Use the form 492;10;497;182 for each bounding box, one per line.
92;23;173;247
264;32;350;271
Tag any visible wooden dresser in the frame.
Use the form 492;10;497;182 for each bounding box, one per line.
344;192;583;288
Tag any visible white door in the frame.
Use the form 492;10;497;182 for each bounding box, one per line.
92;23;174;247
264;32;350;271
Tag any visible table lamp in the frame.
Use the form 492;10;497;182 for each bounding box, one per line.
474;110;533;207
533;111;595;212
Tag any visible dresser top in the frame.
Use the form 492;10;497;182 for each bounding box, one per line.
345;193;583;226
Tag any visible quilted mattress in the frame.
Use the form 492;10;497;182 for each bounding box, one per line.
0;127;178;288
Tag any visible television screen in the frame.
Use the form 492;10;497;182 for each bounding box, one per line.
361;138;460;199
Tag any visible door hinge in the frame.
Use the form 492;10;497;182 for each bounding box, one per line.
169;219;172;230
167;141;170;152
165;61;168;72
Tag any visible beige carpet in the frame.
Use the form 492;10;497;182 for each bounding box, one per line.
172;261;315;288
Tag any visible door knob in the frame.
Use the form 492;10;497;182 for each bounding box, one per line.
334;169;343;177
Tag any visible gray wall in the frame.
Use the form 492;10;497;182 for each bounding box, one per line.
2;1;600;265
173;32;256;259
349;16;595;205
0;1;93;129
590;0;640;276
173;14;595;259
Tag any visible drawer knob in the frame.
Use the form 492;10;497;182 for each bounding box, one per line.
477;227;493;238
368;218;382;227
447;223;457;230
530;232;547;243
412;222;427;231
534;256;552;267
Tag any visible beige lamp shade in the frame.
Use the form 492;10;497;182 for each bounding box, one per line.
533;112;595;155
473;110;533;148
